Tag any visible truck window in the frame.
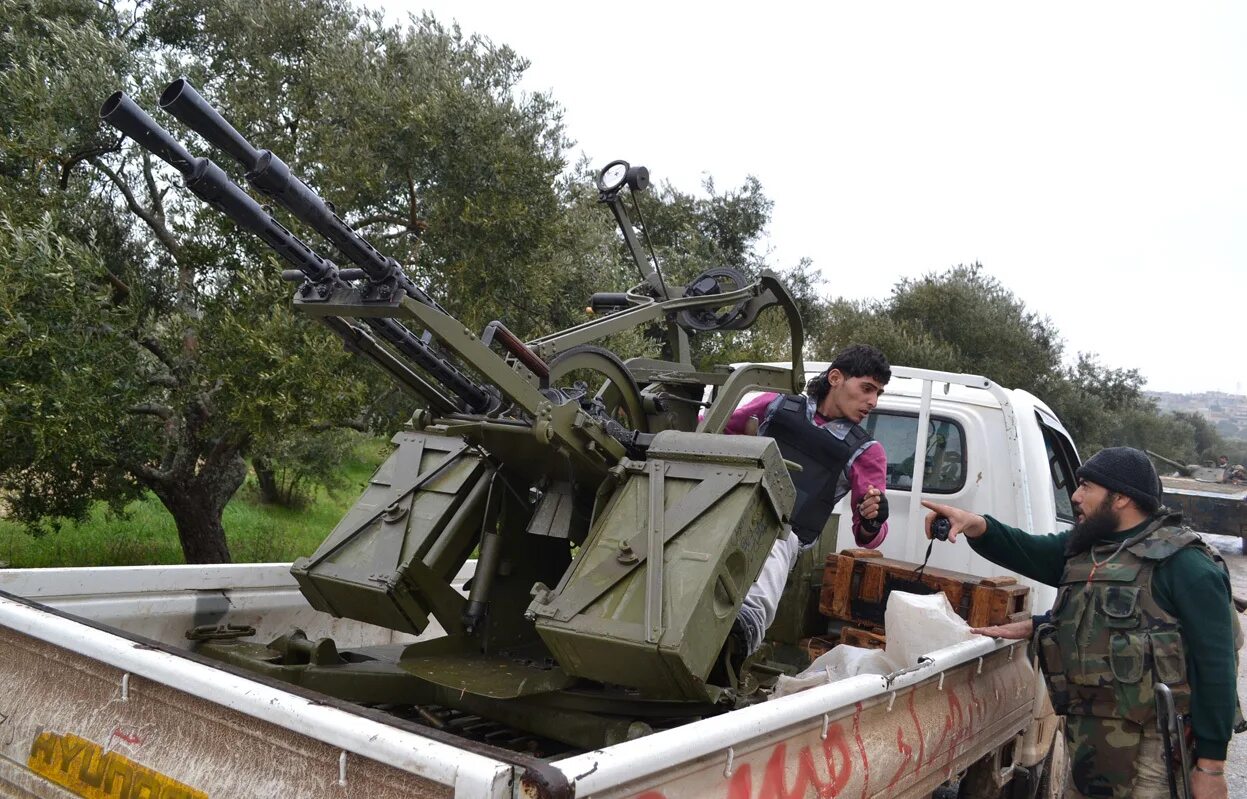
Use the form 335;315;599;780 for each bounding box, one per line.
863;411;966;493
1037;414;1079;523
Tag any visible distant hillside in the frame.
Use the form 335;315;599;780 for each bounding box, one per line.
1148;390;1247;439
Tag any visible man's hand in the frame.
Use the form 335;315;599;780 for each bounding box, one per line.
970;620;1033;639
859;486;884;520
1192;760;1228;799
920;500;988;542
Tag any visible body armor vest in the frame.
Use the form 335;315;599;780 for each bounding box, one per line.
758;394;873;545
1034;513;1243;797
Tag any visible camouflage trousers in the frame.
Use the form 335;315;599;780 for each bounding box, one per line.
1064;720;1171;799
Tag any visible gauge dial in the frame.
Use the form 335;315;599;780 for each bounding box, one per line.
597;160;629;192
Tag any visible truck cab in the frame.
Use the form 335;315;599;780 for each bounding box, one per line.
861;366;1079;613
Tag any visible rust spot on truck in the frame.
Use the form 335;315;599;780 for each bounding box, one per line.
28;731;207;799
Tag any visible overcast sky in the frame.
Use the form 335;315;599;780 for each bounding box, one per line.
383;1;1245;395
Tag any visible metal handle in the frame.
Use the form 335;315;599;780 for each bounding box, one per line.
482;321;549;380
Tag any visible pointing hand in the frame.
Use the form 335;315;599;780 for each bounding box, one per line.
919;500;987;542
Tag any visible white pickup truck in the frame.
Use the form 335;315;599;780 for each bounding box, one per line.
0;365;1079;799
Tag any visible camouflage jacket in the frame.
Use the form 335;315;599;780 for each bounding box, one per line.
1035;512;1240;797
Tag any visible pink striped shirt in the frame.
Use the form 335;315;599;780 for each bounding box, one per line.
725;392;889;548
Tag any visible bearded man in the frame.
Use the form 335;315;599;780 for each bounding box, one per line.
922;447;1242;799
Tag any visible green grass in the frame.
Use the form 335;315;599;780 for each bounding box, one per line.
0;439;389;568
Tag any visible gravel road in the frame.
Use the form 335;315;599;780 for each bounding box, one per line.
1204;533;1246;798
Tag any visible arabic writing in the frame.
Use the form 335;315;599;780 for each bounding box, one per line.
628;656;1024;799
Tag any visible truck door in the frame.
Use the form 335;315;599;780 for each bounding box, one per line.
861;408;970;567
1036;411;1080;532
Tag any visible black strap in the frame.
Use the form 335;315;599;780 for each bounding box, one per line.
912;538;936;579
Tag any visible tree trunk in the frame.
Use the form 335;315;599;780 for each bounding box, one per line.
252;457;280;505
145;450;248;564
164;491;233;563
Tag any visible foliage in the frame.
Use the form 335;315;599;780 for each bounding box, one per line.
1220;439;1247;470
1;0;803;562
2;0;1227;565
1172;411;1223;459
818;264;1063;396
249;428;362;508
0;436;389;567
816;298;962;372
0;215;148;525
813;263;1228;460
0;0;578;561
621;175;773;284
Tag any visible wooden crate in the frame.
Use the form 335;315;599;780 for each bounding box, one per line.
840;626;888;650
819;548;1029;632
800;628;885;654
797;636;836;660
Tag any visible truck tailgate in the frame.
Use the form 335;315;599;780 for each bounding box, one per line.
0;592;514;799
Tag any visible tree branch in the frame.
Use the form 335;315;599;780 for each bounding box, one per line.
135;334;178;373
90;156;182;257
128;459;170;487
129;403;173;420
60;136;123;189
351;213;408;230
168;428;196;479
119;0;149;39
405;174;429;236
138;150;171;232
101;266;131;300
205;432;248;467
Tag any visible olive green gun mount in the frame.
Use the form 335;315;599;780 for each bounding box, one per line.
103;80;810;750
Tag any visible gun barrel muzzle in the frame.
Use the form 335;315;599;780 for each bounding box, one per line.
155;80;446;313
160;78;262;171
101;86;491;414
100;92;199;176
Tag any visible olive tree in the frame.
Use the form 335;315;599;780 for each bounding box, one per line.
0;0;572;561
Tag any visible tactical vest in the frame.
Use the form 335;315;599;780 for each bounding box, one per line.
758;394;873;546
1034;513;1244;798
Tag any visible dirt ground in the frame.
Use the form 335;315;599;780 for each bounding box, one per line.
1203;533;1246;798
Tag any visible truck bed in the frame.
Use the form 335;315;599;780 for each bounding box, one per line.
1161;476;1247;499
1160;476;1247;548
0;564;1036;799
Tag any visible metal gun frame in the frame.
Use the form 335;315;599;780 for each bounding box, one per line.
101;79;809;751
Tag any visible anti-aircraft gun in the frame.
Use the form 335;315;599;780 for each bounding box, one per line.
101;81;811;751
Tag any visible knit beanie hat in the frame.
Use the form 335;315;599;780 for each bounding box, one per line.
1075;447;1162;512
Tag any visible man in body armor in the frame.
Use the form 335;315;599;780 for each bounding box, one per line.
922;447;1242;799
725;344;892;655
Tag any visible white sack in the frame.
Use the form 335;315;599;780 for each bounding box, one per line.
768;590;975;699
771;644;898;698
883;590;976;668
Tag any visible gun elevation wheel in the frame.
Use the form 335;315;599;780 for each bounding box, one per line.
546;345;648;433
677;267;749;332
